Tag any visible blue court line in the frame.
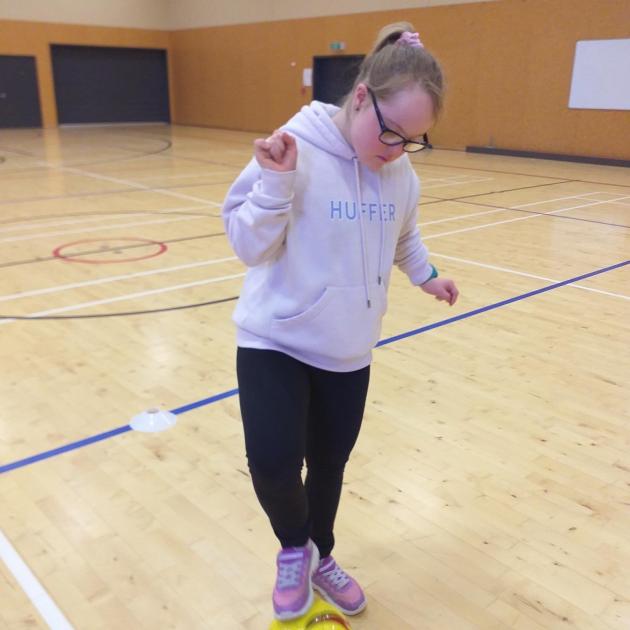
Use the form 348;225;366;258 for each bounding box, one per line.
0;425;132;475
1;260;627;476
0;389;240;475
170;388;240;415
377;259;629;347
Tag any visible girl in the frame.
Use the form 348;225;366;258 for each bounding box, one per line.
223;21;459;621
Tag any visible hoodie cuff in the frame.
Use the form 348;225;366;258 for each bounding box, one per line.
409;262;437;286
259;168;297;201
420;264;439;284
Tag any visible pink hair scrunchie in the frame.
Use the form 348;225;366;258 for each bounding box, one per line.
397;31;424;48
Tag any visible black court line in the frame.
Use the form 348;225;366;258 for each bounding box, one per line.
421;198;630;230
163;127;259;147
132;151;254;171
4;130;623;186
0;133;247;179
465;200;628;229
0;208;216;226
0;145;33;157
411;151;630;187
4;136;621;208
0;178;235;206
0;168;600;213
0;295;238;320
0;135;173;172
467;145;630;168
422;180;573;200
1;259;626;475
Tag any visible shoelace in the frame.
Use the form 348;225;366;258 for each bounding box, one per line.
277;559;304;589
320;563;350;589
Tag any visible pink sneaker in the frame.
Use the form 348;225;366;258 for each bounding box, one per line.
312;556;366;615
273;539;320;620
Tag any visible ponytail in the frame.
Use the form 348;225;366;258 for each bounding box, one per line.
346;21;445;118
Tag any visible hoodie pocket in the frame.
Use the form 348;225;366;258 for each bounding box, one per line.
270;284;386;361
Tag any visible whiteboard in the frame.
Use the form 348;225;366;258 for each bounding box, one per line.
568;39;630;110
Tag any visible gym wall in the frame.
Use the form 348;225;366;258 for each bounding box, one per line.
170;0;630;160
167;0;499;29
0;20;172;127
1;0;628;160
0;0;170;29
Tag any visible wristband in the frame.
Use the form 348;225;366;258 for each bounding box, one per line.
421;264;438;284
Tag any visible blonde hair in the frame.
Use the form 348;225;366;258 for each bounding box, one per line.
347;21;444;118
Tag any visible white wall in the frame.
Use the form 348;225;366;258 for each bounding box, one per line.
0;0;171;29
168;0;498;29
0;0;498;30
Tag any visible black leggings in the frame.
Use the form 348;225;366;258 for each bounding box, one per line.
236;347;370;558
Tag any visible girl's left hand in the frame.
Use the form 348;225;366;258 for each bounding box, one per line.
420;278;459;306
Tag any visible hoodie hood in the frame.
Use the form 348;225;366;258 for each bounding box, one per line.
283;101;356;161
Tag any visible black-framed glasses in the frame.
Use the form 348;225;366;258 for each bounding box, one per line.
367;87;428;153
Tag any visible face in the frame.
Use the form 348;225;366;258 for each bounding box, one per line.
348;82;435;172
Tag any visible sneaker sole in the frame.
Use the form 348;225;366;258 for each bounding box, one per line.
312;583;367;616
273;541;321;621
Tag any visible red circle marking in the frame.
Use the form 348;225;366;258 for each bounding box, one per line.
52;238;167;264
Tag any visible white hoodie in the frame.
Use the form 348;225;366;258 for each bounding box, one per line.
222;101;433;372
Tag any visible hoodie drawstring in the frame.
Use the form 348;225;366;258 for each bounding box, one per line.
353;158;372;308
353;158;385;308
377;177;385;287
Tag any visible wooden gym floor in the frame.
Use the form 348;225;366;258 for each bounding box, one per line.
0;124;628;629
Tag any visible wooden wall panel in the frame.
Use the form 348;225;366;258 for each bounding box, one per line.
472;0;629;158
1;0;628;159
171;0;630;159
0;20;172;127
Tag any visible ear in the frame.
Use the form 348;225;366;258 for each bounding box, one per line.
353;83;369;110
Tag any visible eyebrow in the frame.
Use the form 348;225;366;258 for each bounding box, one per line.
369;87;425;142
390;123;423;142
382;113;423;142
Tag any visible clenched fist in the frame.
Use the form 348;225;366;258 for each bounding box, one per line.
254;130;297;172
420;278;459;306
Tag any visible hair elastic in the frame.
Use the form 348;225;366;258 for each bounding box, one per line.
397;31;424;48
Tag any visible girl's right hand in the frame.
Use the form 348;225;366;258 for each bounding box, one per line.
254;130;297;172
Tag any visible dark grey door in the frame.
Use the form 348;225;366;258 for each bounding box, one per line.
0;55;43;128
51;44;170;124
313;55;365;106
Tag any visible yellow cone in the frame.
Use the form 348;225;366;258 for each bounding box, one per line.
269;596;351;629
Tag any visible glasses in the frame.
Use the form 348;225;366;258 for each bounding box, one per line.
367;87;428;153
